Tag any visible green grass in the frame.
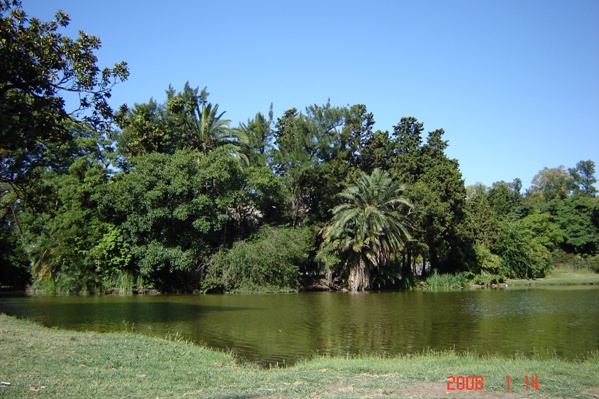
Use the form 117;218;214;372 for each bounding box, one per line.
425;271;469;289
1;314;598;398
508;266;599;286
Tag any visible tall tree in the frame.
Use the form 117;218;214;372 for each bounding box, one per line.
1;1;127;289
358;130;398;173
496;220;551;279
465;183;500;249
272;102;375;227
236;106;274;167
391;125;467;274
116;100;169;157
488;181;516;218
553;195;599;255
272;108;317;226
165;83;246;157
339;104;375;166
569;160;597;196
393;117;424;183
117;84;246;161
0;1;128;187
19;156;113;294
526;166;574;203
319;169;413;291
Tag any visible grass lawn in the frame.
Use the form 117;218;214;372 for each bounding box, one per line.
508;266;599;287
1;314;598;398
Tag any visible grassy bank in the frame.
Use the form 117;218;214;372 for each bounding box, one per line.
508;266;599;287
1;314;598;398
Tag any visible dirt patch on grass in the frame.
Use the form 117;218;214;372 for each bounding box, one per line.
318;379;528;399
399;381;524;398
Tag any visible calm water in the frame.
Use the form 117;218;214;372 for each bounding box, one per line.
1;287;598;365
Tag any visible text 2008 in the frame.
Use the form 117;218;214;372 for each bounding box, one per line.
446;375;485;391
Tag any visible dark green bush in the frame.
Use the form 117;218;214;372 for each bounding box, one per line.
202;226;313;293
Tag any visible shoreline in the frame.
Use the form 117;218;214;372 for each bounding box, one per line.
3;267;598;296
1;314;598;398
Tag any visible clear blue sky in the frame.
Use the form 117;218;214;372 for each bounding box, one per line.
26;0;599;188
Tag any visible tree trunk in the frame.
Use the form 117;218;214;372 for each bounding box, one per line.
324;269;334;288
402;248;410;277
348;258;371;291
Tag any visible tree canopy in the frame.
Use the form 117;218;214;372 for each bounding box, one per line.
1;2;597;293
0;0;128;187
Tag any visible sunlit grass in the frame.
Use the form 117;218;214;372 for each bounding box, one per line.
509;265;599;286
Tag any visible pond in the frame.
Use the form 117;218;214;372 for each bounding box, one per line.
1;286;598;366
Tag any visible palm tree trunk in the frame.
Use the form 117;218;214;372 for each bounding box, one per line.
348;258;371;291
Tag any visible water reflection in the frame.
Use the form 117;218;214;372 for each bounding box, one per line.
1;287;597;365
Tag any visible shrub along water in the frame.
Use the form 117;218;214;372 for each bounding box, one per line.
425;271;470;289
202;226;313;293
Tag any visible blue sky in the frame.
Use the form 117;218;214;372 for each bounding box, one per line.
26;0;599;188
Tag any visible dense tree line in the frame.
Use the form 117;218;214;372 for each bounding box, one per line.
1;2;598;293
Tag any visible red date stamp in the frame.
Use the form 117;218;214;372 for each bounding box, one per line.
447;375;485;390
447;375;540;391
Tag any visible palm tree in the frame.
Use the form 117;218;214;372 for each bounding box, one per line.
194;102;231;151
165;84;248;163
320;168;413;291
235;111;274;167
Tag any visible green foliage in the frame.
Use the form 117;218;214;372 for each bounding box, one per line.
553;195;599;255
319;169;413;291
116;83;246;162
88;224;136;292
0;213;28;288
570;255;599;273
358;130;398;173
116;99;168;156
272;102;375;227
464;184;501;249
472;244;502;272
0;1;128;186
526;166;574;203
488;181;517;217
519;210;563;251
404;130;467;273
272;106;330;226
0;1;128;292
471;270;505;286
1;182;29;289
21;160;113;294
236;108;274;167
424;270;469;289
357;119;469;275
202;226;312;293
569;159;597;196
100;148;275;291
392;117;424;181
496;221;551;279
2;1;597;294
